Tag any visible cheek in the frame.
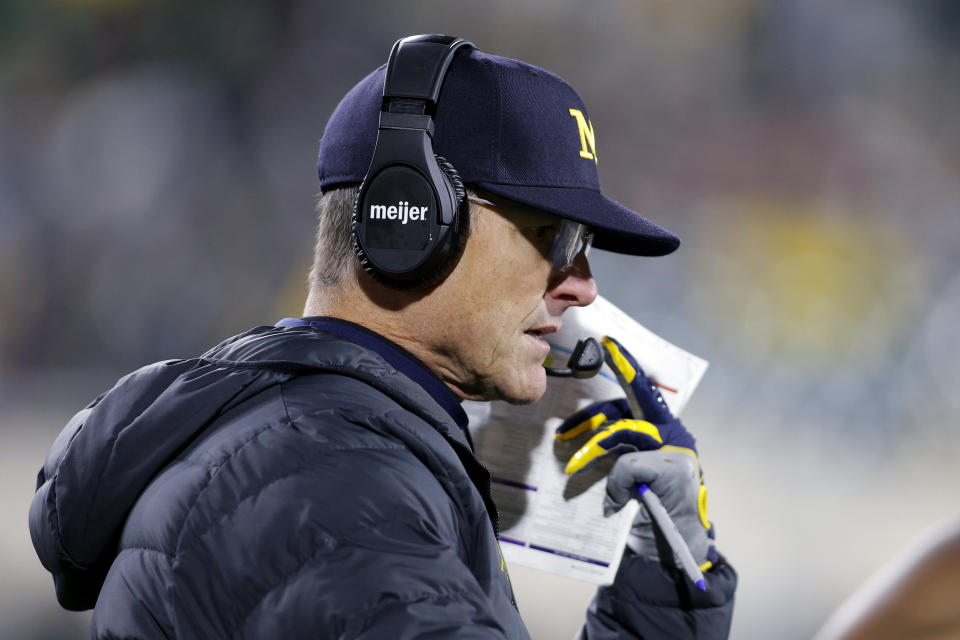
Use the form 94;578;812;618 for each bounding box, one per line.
449;215;553;356
487;266;550;336
488;240;553;303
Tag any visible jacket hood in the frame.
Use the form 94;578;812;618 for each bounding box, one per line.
29;325;466;611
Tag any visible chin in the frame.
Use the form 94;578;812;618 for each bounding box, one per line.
497;367;547;405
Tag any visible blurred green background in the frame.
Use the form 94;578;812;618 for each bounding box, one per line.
2;0;959;638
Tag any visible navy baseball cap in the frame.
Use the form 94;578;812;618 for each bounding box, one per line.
317;43;679;256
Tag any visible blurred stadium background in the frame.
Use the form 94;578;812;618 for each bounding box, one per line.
2;0;959;638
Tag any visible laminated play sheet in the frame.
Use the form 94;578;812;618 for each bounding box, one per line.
465;295;708;585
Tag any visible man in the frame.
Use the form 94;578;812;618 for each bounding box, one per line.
30;35;735;638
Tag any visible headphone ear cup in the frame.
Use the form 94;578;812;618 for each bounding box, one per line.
351;173;377;280
434;155;465;210
412;154;469;289
351;155;469;290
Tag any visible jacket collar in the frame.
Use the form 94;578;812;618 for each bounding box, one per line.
275;317;470;438
207;324;473;450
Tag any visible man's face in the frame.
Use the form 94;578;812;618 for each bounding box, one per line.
425;198;598;404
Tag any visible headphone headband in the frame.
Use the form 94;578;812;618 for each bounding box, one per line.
384;35;473;104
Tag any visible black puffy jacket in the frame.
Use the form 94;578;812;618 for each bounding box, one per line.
29;322;735;638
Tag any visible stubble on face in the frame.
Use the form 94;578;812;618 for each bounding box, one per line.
418;205;559;404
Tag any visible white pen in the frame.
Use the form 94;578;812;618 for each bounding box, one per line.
636;483;706;590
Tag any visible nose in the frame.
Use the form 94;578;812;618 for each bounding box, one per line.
545;252;598;312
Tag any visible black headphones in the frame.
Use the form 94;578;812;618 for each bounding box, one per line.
352;35;475;288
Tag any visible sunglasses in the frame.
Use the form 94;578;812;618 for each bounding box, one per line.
467;195;594;272
549;218;594;272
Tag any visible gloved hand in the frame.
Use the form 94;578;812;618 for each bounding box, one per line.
555;336;718;572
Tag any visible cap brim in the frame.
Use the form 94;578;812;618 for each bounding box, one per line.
470;183;680;256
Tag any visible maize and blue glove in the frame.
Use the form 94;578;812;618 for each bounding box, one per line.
556;336;718;573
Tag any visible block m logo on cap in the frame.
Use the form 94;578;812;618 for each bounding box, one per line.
568;108;598;164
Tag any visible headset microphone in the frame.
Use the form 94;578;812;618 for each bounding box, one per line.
544;337;604;378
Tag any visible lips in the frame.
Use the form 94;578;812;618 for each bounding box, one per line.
523;324;560;339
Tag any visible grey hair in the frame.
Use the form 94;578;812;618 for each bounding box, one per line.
307;186;360;291
307;185;482;292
